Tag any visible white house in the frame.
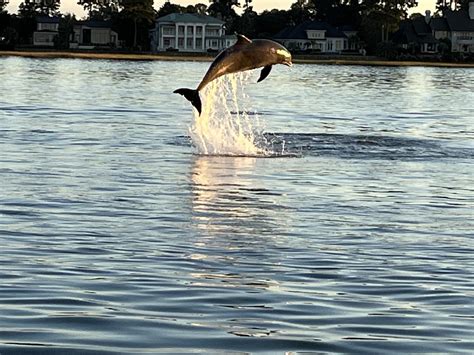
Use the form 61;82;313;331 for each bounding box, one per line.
394;3;474;54
224;34;237;48
150;13;231;53
33;16;60;47
274;21;357;53
70;20;118;49
442;2;474;52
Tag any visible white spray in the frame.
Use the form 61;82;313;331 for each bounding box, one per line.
188;72;271;156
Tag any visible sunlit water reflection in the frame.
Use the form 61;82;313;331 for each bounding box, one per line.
0;57;473;353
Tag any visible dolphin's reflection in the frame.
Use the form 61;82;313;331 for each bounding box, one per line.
190;155;287;240
188;156;287;298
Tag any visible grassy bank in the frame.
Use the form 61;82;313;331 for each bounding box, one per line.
1;50;474;68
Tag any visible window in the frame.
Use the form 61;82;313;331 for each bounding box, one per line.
308;31;324;39
457;32;473;40
164;38;170;47
206;27;220;36
187;38;193;47
178;38;184;47
39;23;58;31
162;26;174;35
196;38;202;47
83;29;91;44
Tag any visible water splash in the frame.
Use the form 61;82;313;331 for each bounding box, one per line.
188;72;270;156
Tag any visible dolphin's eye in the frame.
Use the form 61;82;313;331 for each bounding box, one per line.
270;48;276;54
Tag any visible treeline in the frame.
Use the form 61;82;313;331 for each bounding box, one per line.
1;0;471;52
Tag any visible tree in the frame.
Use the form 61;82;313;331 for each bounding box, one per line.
37;0;60;16
18;0;36;17
194;3;208;14
409;12;424;19
256;9;290;37
182;3;207;14
307;0;335;22
436;0;470;13
234;7;257;37
289;0;314;24
17;0;38;44
156;1;184;18
353;0;418;54
77;0;120;20
0;0;9;13
54;13;75;48
208;0;240;32
120;0;155;49
0;6;16;49
18;0;60;16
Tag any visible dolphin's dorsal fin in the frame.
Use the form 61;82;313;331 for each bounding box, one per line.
235;33;252;46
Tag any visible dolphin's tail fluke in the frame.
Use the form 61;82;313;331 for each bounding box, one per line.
173;88;202;115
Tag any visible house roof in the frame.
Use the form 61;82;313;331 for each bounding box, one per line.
36;16;60;24
75;20;113;28
338;25;357;32
274;21;348;40
412;16;431;35
430;17;449;31
444;9;474;31
392;19;438;44
325;26;347;38
273;26;295;39
156;13;224;25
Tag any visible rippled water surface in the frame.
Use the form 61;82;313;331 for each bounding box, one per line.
1;57;473;353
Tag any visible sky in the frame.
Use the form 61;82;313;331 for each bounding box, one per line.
6;0;437;19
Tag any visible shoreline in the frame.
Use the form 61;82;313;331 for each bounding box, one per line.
1;50;474;68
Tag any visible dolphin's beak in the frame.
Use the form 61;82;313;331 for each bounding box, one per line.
283;60;293;67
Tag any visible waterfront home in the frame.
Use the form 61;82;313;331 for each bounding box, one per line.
273;21;358;53
224;34;237;48
70;20;119;49
392;13;438;53
150;13;227;53
443;3;474;52
393;2;474;53
33;16;60;47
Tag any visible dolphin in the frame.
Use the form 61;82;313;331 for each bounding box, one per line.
174;34;292;115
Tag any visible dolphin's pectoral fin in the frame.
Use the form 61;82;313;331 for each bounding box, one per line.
257;65;272;83
235;33;252;46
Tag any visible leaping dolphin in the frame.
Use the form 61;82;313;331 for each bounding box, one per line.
174;34;292;115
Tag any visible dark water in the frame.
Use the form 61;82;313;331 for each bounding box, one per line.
0;57;473;353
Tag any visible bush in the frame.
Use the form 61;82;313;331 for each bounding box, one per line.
376;41;399;60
